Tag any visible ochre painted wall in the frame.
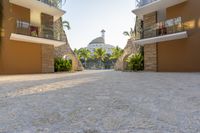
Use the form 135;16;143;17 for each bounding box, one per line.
157;0;200;72
0;0;42;74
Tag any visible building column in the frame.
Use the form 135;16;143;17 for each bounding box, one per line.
42;45;54;73
143;11;158;71
144;44;157;71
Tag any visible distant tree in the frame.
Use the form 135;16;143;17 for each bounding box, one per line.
79;48;91;67
110;46;123;60
62;20;71;30
93;48;107;67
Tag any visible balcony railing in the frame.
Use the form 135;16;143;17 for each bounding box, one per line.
38;0;63;8
15;20;64;41
139;17;185;40
135;0;158;7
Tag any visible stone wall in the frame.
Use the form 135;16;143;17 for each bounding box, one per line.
39;18;83;73
42;45;54;73
115;39;140;71
144;44;157;71
143;12;157;38
54;18;84;71
55;43;84;71
54;18;66;41
143;12;158;72
115;12;158;72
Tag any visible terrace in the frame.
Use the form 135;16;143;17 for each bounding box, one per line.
135;0;158;7
10;20;66;47
9;0;65;21
133;17;188;45
132;0;187;18
38;0;63;8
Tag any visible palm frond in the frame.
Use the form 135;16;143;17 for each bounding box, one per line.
123;31;130;36
62;21;71;30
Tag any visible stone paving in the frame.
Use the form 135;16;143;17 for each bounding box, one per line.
0;70;200;133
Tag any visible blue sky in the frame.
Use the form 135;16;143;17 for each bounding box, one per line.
62;0;136;49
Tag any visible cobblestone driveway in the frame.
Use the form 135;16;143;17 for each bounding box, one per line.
0;70;200;133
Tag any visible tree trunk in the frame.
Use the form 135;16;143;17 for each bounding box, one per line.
100;60;103;69
84;59;87;68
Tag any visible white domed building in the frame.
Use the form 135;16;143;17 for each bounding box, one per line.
86;30;115;55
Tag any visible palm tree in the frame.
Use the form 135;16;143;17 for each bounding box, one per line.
74;48;81;60
94;48;107;68
123;28;135;38
62;20;71;30
110;46;123;60
74;48;78;55
79;48;91;67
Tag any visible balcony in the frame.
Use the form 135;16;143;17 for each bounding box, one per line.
39;0;63;8
9;0;65;21
133;17;188;45
132;0;187;18
10;20;66;47
136;0;158;7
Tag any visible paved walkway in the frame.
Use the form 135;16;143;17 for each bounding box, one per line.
0;70;200;133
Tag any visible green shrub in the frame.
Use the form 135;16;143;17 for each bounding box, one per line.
126;52;144;71
54;58;72;72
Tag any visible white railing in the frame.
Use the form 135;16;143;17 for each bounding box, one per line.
38;0;63;8
135;0;158;7
15;20;63;41
140;17;185;39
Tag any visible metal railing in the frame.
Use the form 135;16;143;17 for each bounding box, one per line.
135;0;158;7
139;17;185;39
38;0;63;8
15;20;63;41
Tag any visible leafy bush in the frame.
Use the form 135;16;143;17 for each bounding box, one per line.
54;58;72;72
126;52;144;71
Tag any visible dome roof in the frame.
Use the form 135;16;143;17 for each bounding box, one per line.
89;37;105;44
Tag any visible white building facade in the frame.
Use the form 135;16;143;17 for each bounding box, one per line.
86;30;115;55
